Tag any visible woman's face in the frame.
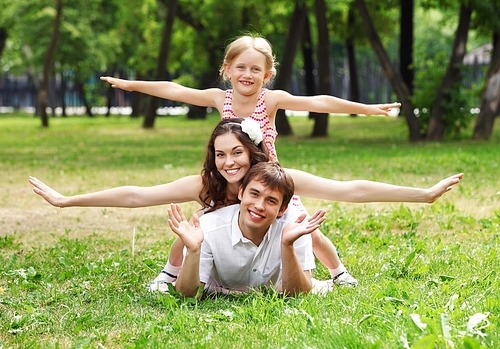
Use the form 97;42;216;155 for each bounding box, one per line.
214;133;251;185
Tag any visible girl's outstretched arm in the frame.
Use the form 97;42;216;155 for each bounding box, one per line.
28;175;204;208
100;76;223;108
285;168;463;203
268;90;400;116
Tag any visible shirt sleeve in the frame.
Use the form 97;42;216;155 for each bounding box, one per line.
198;240;214;284
279;206;316;271
293;234;315;271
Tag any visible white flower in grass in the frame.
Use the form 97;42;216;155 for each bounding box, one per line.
241;118;263;145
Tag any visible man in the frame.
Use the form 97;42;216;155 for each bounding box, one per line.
168;162;326;297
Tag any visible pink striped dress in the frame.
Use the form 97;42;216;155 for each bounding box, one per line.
221;89;305;210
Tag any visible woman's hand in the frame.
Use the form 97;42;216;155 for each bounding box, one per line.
426;173;464;203
29;176;67;208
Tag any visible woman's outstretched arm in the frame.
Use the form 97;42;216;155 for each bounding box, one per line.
285;168;463;204
29;175;204;208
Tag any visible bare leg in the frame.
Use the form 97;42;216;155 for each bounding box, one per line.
311;229;341;269
167;237;185;267
150;237;184;285
311;229;358;286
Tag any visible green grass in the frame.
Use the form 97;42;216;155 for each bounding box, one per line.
0;114;499;348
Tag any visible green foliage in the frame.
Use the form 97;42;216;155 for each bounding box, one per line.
412;52;481;138
412;4;487;138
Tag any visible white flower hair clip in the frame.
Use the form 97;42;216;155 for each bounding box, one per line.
240;118;263;146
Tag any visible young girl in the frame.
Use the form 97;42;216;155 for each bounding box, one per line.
29;118;463;292
100;35;401;287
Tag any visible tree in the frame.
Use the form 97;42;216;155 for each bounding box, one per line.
310;0;331;137
346;4;361;105
473;33;500;139
143;0;178;128
274;1;307;136
0;28;6;59
354;0;423;141
426;3;472;140
472;0;500;139
399;0;414;95
38;0;63;127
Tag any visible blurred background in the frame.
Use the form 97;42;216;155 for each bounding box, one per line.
0;0;498;140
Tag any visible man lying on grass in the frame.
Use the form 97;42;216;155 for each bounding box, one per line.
168;161;326;297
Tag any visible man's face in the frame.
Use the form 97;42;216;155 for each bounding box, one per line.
237;178;286;234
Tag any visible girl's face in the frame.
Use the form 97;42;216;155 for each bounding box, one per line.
214;133;251;185
224;49;272;95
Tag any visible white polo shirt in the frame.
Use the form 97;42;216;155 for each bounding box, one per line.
198;204;315;293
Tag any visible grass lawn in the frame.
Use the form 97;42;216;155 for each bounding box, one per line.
0;113;499;348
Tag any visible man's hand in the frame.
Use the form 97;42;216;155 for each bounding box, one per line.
167;203;203;251
281;209;326;246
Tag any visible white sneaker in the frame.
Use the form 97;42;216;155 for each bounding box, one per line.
311;278;334;295
147;280;173;293
148;270;177;293
332;272;358;287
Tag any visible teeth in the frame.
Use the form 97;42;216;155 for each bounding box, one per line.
226;169;238;175
249;211;263;219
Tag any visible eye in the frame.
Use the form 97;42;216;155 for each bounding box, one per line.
252;67;261;72
216;153;225;158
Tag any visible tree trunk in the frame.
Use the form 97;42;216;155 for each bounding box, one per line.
400;0;414;95
354;0;423;141
143;0;178;128
77;81;93;117
37;0;63;128
186;48;219;119
473;33;500;139
427;4;471;140
274;1;307;136
311;0;330;137
60;74;67;117
346;4;360;114
0;27;7;58
302;14;316;97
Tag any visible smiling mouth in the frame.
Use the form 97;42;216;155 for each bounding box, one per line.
225;168;240;175
240;80;253;85
248;210;264;220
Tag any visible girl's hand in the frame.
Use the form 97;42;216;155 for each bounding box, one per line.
28;176;67;208
167;203;204;251
100;76;133;91
366;102;401;116
426;173;464;203
281;210;326;246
